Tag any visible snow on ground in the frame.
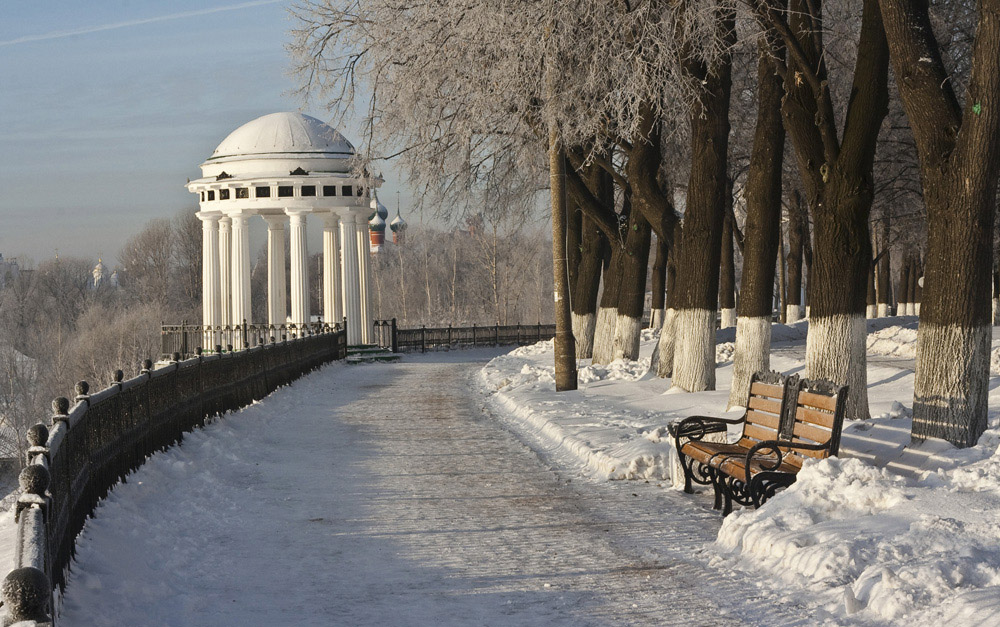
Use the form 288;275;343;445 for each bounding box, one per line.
56;350;812;626
479;317;1000;626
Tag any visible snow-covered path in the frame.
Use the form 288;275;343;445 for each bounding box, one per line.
60;351;801;626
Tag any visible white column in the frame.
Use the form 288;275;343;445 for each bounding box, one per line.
198;213;221;349
323;214;342;326
287;209;310;328
340;213;362;344
218;217;232;328
356;214;371;343
263;215;287;328
230;212;252;347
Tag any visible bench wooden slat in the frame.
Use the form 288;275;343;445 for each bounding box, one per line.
749;381;783;399
787;440;830;458
797;390;839;411
744;423;778;442
791;420;832;445
795;406;836;428
746;409;781;430
747;396;782;415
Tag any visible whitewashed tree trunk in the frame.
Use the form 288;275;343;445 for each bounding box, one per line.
671;308;717;391
611;313;642;361
877;303;889;318
913;323;989;446
720;308;736;329
650;308;664;329
915;303;921;316
866;304;877;318
992;298;999;325
572;312;596;359
785;304;803;323
727;316;771;409
805;314;869;421
656;308;677;377
591;306;617;364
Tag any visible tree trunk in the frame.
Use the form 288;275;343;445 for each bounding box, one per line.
898;255;911;315
671;11;735;392
572;214;608;358
993;268;999;326
879;0;1000;447
729;35;785;408
910;253;921;316
650;235;668;329
777;0;889;422
655;223;681;377
611;201;652;361
567;204;582;297
866;256;877;318
876;210;891;316
719;197;737;329
549;130;577;391
592;240;625;365
786;190;804;322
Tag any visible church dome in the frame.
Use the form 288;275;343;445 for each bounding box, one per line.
369;193;389;220
205;112;355;164
390;211;407;232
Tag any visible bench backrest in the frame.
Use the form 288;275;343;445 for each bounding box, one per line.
738;371;795;448
738;372;847;468
781;377;847;463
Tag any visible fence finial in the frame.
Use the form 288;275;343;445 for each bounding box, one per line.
51;398;69;425
1;567;50;623
114;369;124;383
141;359;153;374
15;464;50;523
74;381;90;402
26;425;48;448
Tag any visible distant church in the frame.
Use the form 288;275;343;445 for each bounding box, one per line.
367;192;407;253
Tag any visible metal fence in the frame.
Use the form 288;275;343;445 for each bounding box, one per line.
160;321;342;360
3;326;347;625
372;319;556;352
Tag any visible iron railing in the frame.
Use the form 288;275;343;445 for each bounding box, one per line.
160;321;342;360
372;319;556;352
3;326;347;624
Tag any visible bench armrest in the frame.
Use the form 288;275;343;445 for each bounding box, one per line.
744;439;831;485
668;415;743;442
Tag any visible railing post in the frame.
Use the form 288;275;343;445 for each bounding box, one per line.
537;322;541;342
421;325;426;353
391;318;398;353
447;323;452;346
180;320;188;358
517;323;521;345
242;319;249;351
494;324;499;346
473;324;477;347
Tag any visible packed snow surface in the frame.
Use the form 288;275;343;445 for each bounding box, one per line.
53;350;808;626
480;317;1000;626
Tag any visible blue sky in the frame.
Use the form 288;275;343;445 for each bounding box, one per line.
0;1;407;266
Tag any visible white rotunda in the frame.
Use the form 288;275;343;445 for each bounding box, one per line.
187;112;377;346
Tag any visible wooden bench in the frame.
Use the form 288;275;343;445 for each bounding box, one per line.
668;372;847;515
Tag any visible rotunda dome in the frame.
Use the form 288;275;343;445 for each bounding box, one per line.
206;112;355;164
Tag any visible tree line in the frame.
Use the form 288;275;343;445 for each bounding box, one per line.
289;0;1000;447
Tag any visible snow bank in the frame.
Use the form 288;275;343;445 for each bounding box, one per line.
716;442;1000;624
